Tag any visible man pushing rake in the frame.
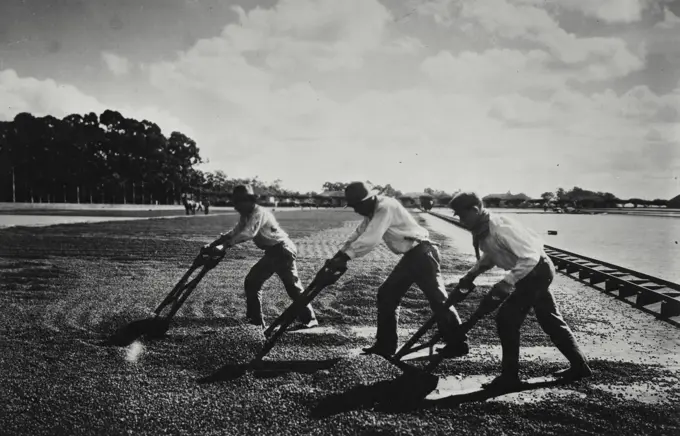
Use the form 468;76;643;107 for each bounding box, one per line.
327;181;470;359
206;184;319;331
449;191;592;390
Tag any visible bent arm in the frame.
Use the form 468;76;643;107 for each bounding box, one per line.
342;208;392;259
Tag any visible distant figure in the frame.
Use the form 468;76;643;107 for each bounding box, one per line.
196;200;203;212
181;195;189;215
543;204;548;212
203;199;210;215
182;196;197;215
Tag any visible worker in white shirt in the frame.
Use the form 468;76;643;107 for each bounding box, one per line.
207;184;318;330
450;192;591;391
327;182;469;358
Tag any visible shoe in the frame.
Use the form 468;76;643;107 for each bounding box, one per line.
361;344;396;358
437;341;470;359
243;317;266;329
482;375;524;391
553;363;593;380
291;319;319;330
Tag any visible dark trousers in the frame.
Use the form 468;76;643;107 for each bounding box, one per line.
244;243;316;325
375;242;465;353
496;257;588;377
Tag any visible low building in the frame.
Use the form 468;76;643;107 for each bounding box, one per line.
483;192;531;207
313;191;346;207
398;192;434;209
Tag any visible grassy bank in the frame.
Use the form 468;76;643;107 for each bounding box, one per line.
0;211;678;435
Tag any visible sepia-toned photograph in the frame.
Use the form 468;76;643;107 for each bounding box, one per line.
1;0;679;434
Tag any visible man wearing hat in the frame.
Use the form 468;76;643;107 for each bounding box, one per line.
450;191;591;390
207;184;318;329
327;181;469;358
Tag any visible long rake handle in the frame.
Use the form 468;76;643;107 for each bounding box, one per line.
154;263;201;315
394;285;475;359
260;262;345;336
153;247;225;319
394;317;438;359
422;317;480;373
162;266;213;320
253;282;325;363
403;337;440;355
263;276;319;338
382;353;428;375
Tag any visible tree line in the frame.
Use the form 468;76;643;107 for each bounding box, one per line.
538;187;668;208
0;111;202;204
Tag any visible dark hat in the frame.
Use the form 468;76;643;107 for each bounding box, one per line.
345;181;377;207
232;184;257;202
449;191;483;215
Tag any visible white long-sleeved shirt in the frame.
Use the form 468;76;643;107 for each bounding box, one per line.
466;213;546;285
223;205;292;250
341;196;430;259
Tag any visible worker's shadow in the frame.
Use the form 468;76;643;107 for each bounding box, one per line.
311;375;572;418
197;358;342;384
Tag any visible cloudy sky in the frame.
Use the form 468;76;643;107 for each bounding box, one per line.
1;0;679;198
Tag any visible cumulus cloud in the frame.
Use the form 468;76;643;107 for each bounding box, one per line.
420;49;564;95
485;85;680;194
222;0;393;72
458;0;645;77
0;69;194;137
559;0;648;23
655;6;680;29
382;36;426;55
0;69;106;119
418;44;643;101
412;0;457;25
488;94;553;126
488;85;679;132
417;0;654;25
413;0;644;83
101;52;130;76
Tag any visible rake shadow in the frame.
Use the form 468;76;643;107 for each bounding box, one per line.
310;373;440;418
197;358;343;384
311;375;574;417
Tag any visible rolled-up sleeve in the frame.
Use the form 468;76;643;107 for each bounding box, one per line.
341;218;369;252
342;207;392;259
467;252;496;277
496;225;541;285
